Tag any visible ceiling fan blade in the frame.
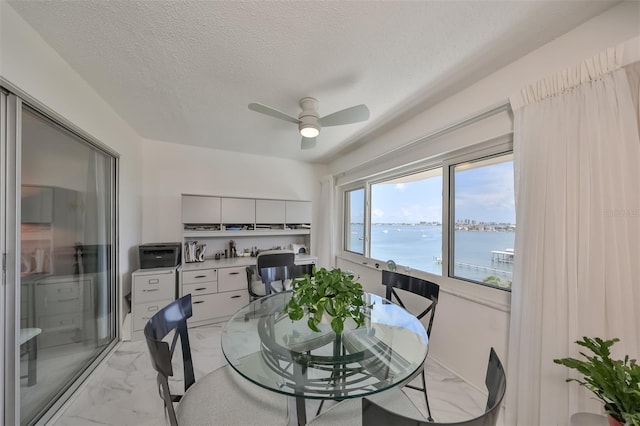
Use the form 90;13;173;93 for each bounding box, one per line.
319;104;370;127
248;103;300;124
301;137;316;150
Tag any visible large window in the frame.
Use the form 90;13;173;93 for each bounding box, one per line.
370;169;442;274
341;146;514;291
451;154;515;289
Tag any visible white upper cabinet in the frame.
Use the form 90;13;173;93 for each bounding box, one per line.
182;195;221;224
255;199;286;224
285;201;312;224
221;197;255;224
21;185;53;223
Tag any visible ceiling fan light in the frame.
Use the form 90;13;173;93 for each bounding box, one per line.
300;124;319;138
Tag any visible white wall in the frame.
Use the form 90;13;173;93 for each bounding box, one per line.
330;2;640;390
140;138;327;257
1;2;144;327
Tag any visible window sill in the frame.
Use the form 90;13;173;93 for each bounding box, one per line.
336;252;511;313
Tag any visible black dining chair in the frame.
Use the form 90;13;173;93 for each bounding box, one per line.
144;294;194;426
382;270;439;421
144;294;290;425
362;348;507;426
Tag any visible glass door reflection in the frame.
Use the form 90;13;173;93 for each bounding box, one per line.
19;107;116;425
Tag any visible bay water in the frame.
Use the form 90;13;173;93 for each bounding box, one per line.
350;224;514;283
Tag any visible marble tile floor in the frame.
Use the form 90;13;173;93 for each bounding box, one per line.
22;341;106;423
50;324;495;426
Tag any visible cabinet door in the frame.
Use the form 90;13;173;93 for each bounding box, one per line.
221;198;255;224
285;201;312;224
182;195;221;224
255;199;285;224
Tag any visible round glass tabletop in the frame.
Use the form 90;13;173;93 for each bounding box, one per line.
221;291;428;400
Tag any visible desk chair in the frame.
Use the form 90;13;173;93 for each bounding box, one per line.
382;270;439;421
260;265;294;295
257;249;295;294
362;348;506;426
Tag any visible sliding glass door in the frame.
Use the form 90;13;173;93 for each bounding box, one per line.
2;90;118;425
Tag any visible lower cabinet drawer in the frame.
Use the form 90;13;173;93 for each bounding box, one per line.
133;300;173;331
133;273;175;304
38;313;82;333
35;280;84;315
217;266;247;292
190;290;249;323
182;268;217;284
37;313;83;348
182;280;217;296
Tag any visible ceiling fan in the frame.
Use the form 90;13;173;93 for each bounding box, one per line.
248;97;370;150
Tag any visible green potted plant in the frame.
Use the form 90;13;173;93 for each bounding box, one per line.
553;337;640;426
284;266;367;335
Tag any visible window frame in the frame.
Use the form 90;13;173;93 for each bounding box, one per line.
339;135;513;292
447;151;515;290
343;186;367;255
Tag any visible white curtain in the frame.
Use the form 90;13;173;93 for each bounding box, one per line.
84;151;110;340
507;39;640;425
316;175;335;268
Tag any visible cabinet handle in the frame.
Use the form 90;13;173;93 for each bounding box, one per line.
229;272;240;275
57;297;79;303
148;279;159;284
193;300;205;304
195;287;207;291
194;275;207;279
143;288;159;292
231;295;242;299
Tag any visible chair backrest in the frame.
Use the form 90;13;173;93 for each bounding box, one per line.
381;270;439;336
259;265;293;294
257;249;295;272
362;348;506;426
144;294;194;426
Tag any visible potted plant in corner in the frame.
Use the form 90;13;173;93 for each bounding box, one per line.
284;266;367;335
554;337;640;426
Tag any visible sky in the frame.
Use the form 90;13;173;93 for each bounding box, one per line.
350;160;515;224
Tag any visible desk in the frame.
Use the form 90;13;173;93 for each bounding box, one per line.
222;292;428;425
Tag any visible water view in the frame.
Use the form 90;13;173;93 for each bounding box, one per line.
350;223;514;286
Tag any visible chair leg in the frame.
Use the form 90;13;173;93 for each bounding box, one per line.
405;368;433;422
27;337;38;386
421;369;433;422
158;376;179;426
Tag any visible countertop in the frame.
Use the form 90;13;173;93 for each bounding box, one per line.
180;254;317;271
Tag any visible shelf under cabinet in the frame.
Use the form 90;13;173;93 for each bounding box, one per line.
183;229;310;238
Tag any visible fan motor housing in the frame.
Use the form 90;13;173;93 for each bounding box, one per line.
298;97;320;136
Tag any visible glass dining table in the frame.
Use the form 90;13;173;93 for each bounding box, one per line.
221;291;429;425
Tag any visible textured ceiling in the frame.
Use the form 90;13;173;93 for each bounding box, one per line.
8;0;617;163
